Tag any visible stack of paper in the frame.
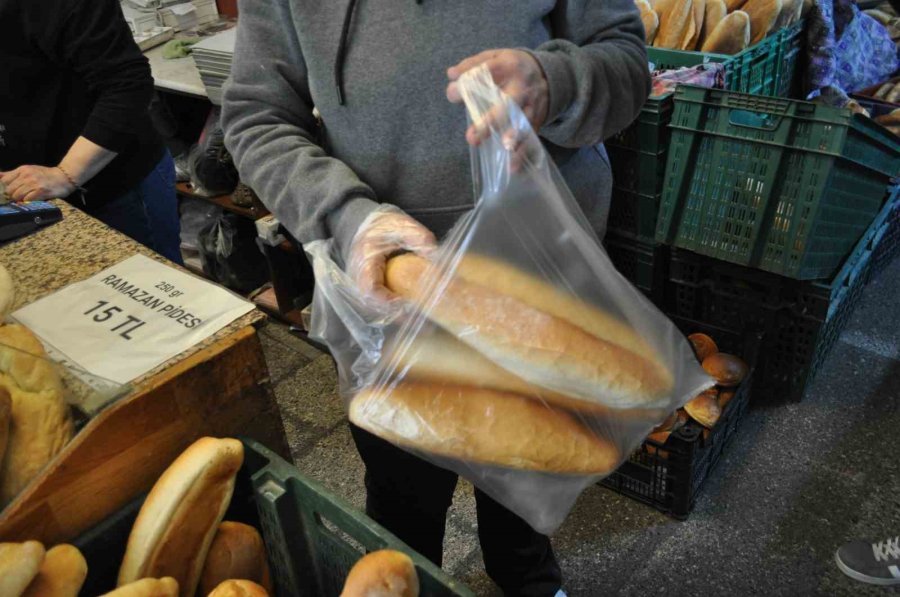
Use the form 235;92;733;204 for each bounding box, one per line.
191;28;236;105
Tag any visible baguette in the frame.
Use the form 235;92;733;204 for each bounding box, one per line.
653;0;694;49
701;10;751;54
341;550;419;597
725;0;747;10
874;82;894;100
742;0;782;44
199;522;273;596
350;382;620;474
102;578;178;597
635;0;660;43
0;541;45;597
117;438;244;596
0;324;73;506
22;544;87;597
389;329;665;420
685;0;707;50
385;254;672;407
699;0;727;48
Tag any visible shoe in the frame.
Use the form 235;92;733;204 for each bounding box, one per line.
835;536;900;586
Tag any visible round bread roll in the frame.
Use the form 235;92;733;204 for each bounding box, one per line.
701;10;751;53
702;353;748;387
207;580;270;597
0;541;45;597
687;333;719;362
0;324;73;506
22;544;87;597
341;550;419;597
350;382;620;474
385;254;673;409
0;263;14;320
101;577;178;597
719;389;736;409
199;522;272;596
684;388;721;428
118;438;244;596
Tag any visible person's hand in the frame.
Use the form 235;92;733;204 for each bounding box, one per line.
0;165;75;202
347;209;437;302
446;49;549;146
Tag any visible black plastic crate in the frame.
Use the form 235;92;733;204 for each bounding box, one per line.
605;232;669;304
662;185;896;403
600;319;760;519
73;439;471;597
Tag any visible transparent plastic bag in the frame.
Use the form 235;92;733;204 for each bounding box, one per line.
307;65;712;533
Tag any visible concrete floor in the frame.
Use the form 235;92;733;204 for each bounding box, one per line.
258;258;900;597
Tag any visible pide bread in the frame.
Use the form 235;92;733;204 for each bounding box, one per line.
0;541;45;597
118;438;244;596
102;578;179;597
199;522;273;596
701;10;751;53
0;324;73;506
207;580;270;597
340;550;419;597
389;329;665;420
686;0;706;50
699;0;728;48
350;382;620;474
385;254;672;408
22;544;88;597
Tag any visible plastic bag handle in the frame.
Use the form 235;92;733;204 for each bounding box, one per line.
457;64;508;127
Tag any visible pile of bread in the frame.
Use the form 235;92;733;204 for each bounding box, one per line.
635;0;803;54
349;253;683;476
0;437;422;597
645;332;748;455
0;264;75;510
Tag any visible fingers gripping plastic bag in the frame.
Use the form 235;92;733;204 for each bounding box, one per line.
307;65;712;534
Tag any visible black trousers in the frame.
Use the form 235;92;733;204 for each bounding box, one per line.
349;424;562;597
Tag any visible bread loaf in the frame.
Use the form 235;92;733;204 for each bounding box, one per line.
389;330;665;420
653;0;694;49
350;382;620;474
0;324;73;506
207;580;270;597
684;388;721;428
701;10;751;53
685;0;707;50
118;438;244;596
340;550;419;597
22;544;87;597
0;263;14;320
385;254;672;408
199;522;273;596
742;0;782;44
702;353;748;387
699;0;727;48
0;389;10;474
636;0;660;43
0;541;45;597
102;578;178;597
725;0;747;10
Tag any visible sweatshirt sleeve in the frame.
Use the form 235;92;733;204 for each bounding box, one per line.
221;0;379;248
528;0;652;148
45;0;155;153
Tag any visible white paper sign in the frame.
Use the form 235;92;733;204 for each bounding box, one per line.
13;254;255;384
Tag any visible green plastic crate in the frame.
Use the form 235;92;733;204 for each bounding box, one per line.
73;439;473;597
655;86;900;279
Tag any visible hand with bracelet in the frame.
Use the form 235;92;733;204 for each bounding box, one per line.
0;137;117;202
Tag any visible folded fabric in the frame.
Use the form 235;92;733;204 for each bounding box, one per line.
162;38;199;59
650;63;727;96
805;0;900;107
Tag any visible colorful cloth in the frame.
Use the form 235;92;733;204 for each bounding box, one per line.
650;63;727;97
805;0;900;106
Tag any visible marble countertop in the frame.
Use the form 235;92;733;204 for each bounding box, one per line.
0;201;264;388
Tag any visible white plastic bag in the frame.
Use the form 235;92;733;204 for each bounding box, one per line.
307;65;712;533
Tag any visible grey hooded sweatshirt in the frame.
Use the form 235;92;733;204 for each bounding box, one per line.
222;0;650;258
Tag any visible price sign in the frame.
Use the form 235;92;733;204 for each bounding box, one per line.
13;254;255;384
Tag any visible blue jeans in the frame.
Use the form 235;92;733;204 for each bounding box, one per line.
92;151;183;264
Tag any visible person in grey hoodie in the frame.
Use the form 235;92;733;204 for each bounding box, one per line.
223;1;650;594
